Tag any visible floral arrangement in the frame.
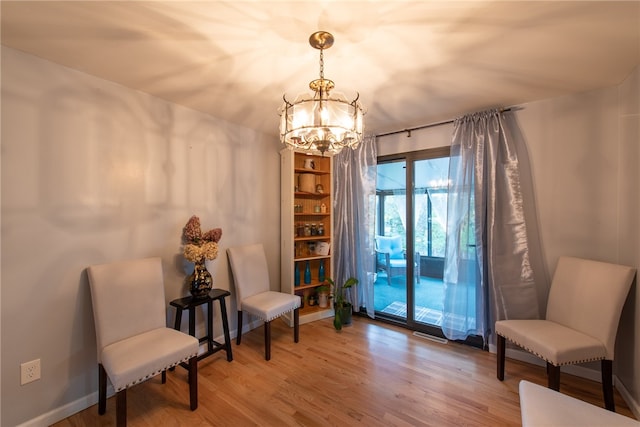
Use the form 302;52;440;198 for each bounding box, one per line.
182;215;222;263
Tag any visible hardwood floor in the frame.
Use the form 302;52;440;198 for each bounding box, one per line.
53;317;636;426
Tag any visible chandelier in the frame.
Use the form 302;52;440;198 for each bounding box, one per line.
279;31;364;156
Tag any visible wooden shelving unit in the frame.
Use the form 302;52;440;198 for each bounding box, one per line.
280;150;334;326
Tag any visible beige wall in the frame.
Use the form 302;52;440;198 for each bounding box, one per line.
1;47;281;426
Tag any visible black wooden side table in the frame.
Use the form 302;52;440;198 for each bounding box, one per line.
170;289;233;363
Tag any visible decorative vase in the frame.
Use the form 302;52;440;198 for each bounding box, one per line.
304;260;311;284
294;262;300;287
334;303;353;330
318;259;325;282
188;259;213;298
318;292;329;308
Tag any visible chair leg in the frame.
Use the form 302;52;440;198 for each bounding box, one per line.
547;363;560;391
293;308;300;343
161;369;166;384
98;364;107;415
264;320;272;361
188;356;198;411
236;311;243;345
602;359;615;411
496;335;506;381
116;389;127;427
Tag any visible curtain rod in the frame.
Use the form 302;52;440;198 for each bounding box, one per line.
375;107;514;138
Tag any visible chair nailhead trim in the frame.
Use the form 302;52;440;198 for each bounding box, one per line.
497;333;604;366
114;352;198;392
250;303;301;322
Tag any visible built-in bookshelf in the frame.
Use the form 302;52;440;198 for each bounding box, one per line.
280;150;333;325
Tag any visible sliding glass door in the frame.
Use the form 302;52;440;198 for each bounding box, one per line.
374;160;408;312
374;148;450;335
412;156;449;329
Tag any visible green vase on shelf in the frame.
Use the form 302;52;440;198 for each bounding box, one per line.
318;259;325;282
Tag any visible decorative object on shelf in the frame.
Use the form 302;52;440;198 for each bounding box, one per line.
294;262;300;287
326;277;359;330
316;284;329;308
315;183;324;193
318;259;326;282
182;215;222;298
315;241;331;256
304;260;312;284
299;173;316;193
303;158;316;170
279;31;365;156
320;203;327;213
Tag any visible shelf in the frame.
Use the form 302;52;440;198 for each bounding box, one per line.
294;255;330;261
294;212;330;216
295;168;330;175
295;236;330;242
295;191;330;198
294;282;326;291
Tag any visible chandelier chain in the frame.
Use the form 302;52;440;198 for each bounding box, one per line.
319;49;324;80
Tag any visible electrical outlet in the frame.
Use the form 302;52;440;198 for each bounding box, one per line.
20;359;41;385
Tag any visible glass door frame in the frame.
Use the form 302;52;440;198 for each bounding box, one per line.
376;146;450;338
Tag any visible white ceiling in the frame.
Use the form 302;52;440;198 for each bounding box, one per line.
2;1;639;138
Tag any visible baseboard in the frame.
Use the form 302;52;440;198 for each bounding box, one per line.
243;319;263;333
615;377;640;420
17;391;99;427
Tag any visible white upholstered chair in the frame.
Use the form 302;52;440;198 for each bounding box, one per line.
227;244;301;361
375;235;419;285
496;256;636;411
87;257;199;426
519;380;640;426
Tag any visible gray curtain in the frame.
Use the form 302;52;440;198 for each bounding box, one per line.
442;109;548;343
333;136;377;318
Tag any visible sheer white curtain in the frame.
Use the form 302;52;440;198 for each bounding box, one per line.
442;109;548;343
333;136;377;318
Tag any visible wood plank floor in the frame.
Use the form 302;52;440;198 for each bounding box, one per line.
53;317;636;426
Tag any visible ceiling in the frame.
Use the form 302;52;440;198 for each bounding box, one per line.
2;1;639;138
